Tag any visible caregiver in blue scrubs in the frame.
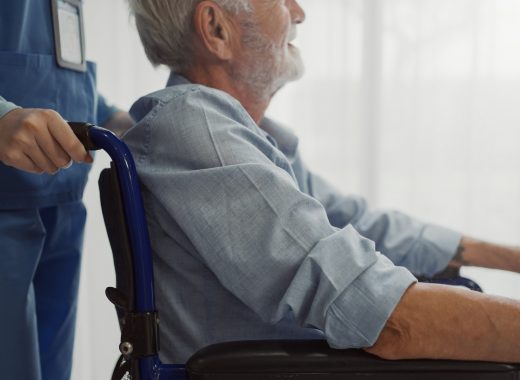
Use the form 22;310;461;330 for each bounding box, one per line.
0;1;132;379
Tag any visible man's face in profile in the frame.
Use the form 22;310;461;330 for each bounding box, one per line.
234;0;305;96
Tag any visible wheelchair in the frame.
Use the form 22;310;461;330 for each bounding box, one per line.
70;122;520;380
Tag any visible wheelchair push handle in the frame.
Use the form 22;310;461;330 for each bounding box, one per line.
68;121;102;151
68;120;157;315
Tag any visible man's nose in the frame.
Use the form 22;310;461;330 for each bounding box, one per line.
289;0;306;24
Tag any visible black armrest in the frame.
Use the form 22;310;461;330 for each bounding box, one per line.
186;340;519;380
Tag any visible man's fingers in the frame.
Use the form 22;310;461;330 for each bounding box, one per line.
44;110;92;163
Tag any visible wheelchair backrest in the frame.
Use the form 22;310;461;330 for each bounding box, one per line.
99;164;136;322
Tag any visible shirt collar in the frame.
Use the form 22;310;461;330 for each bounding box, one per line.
167;71;190;87
166;72;300;160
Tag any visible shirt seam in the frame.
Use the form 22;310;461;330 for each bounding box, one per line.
197;90;226;166
137;89;200;164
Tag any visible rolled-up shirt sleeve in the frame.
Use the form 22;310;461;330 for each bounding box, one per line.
309;173;461;277
126;86;417;349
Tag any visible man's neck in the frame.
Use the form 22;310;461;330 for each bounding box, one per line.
183;65;270;124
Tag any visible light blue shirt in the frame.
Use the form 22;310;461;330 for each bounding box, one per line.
124;74;462;364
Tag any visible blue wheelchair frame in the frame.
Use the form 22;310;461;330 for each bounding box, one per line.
71;123;518;380
75;124;185;379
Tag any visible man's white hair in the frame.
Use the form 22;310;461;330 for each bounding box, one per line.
128;0;251;71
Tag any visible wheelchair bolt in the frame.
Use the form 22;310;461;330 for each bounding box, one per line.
120;342;134;356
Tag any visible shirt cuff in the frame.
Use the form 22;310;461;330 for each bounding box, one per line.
0;101;21;119
324;254;417;348
416;224;462;276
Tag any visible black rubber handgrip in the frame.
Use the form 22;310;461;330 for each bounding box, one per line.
68;121;101;151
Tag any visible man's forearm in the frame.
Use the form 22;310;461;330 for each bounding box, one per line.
366;283;520;362
450;236;520;273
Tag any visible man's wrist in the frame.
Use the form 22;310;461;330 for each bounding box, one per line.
452;236;520;272
451;243;471;267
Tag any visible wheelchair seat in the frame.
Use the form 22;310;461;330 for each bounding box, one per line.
70;123;519;380
187;340;519;380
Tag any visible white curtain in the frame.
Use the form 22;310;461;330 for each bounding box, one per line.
74;1;520;378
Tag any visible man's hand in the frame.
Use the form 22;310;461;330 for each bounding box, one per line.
450;237;520;274
0;108;93;174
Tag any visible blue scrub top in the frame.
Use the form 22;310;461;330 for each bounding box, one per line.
0;0;98;209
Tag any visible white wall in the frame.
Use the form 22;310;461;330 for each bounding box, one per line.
73;1;520;378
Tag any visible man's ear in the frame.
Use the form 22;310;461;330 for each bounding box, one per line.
193;1;237;61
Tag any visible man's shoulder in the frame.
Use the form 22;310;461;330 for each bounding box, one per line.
123;83;263;168
129;83;250;126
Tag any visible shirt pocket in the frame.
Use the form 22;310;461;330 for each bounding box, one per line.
0;51;97;123
0;51;59;110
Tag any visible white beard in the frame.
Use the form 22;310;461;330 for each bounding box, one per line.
234;21;305;101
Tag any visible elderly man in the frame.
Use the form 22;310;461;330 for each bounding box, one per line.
124;0;520;364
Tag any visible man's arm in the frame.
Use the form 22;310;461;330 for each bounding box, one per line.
307;170;520;276
125;88;419;351
307;170;461;277
450;236;520;273
366;282;520;362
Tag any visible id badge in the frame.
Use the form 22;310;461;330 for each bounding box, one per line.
51;0;87;72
